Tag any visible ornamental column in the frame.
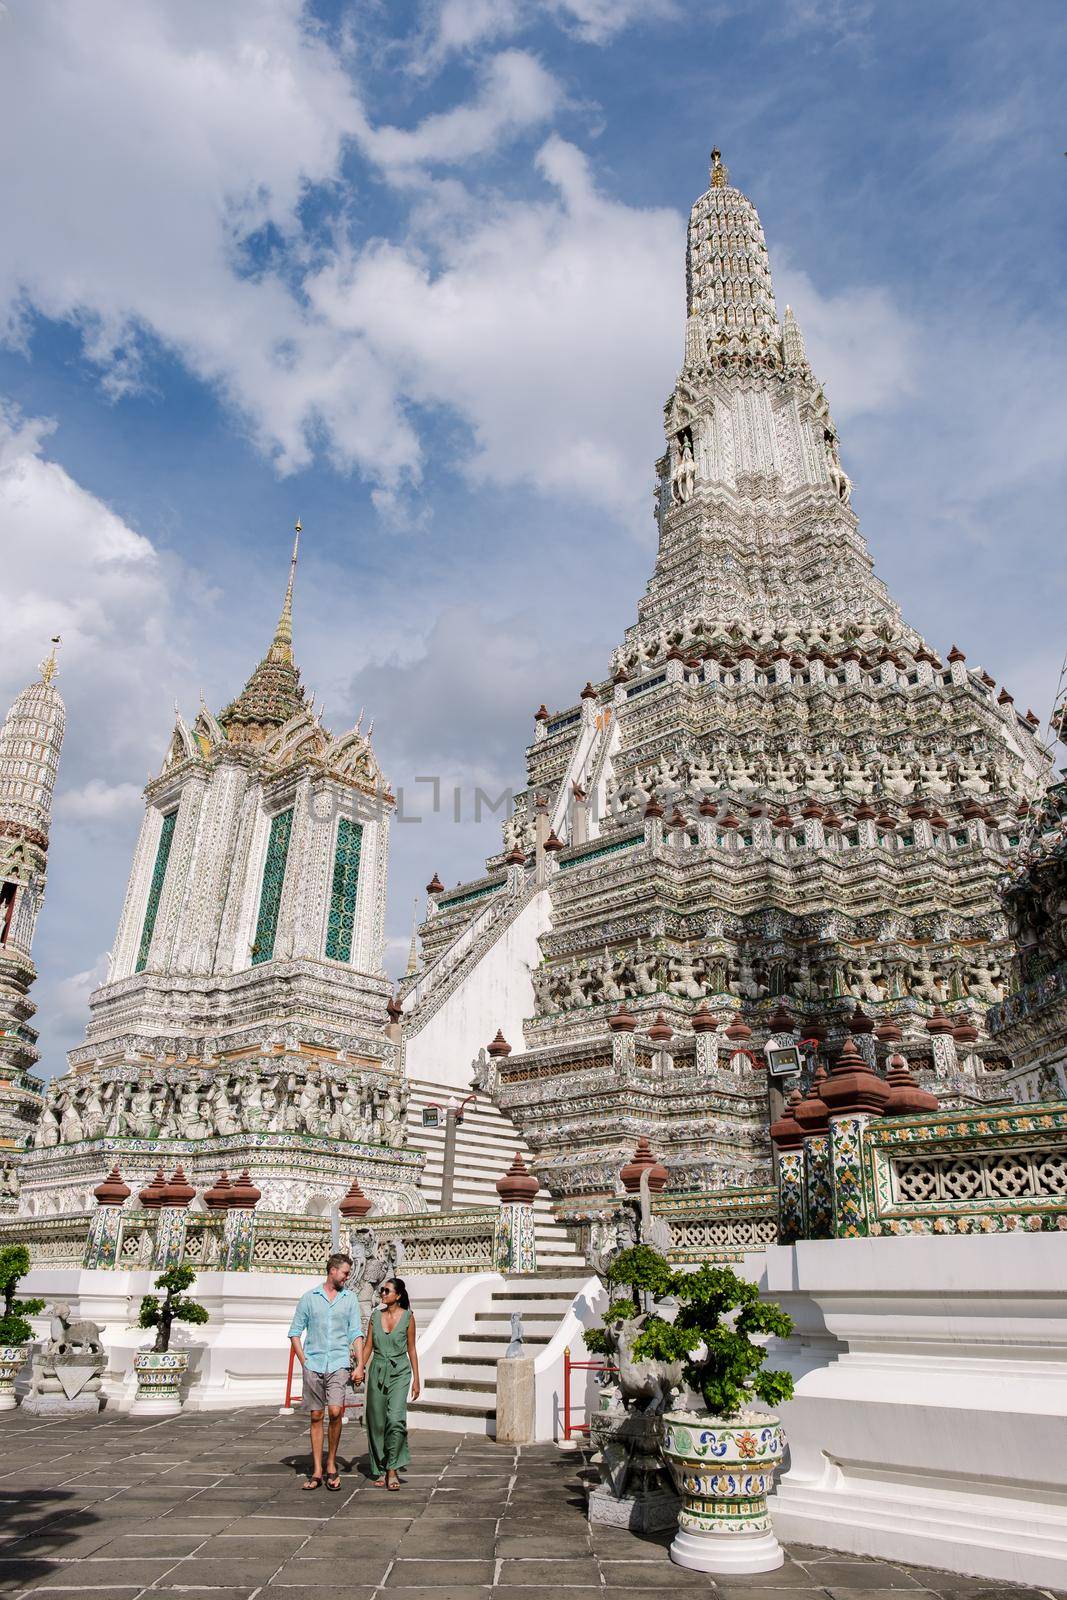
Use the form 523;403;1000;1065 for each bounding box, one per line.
494;1152;539;1274
818;1038;890;1238
83;1166;131;1269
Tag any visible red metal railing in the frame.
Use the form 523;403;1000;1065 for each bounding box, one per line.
562;1345;616;1441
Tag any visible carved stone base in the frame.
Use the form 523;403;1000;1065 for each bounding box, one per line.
22;1391;101;1416
588;1483;680;1531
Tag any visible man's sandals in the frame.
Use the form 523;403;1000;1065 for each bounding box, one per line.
325;1471;342;1492
302;1475;323;1491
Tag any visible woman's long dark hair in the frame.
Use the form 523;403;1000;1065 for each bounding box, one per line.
382;1276;410;1310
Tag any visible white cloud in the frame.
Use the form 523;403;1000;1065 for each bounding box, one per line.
366;49;561;168
0;2;566;491
0;402;170;735
309;135;685;528
56;780;145;823
545;0;680;45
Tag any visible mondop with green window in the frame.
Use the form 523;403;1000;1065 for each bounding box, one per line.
18;529;417;1220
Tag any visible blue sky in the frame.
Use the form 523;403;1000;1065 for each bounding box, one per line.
0;0;1064;1076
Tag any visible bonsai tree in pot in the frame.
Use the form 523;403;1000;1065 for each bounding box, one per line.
632;1260;795;1575
131;1264;208;1416
0;1244;45;1409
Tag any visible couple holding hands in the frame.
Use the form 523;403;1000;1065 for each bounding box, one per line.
288;1250;420;1492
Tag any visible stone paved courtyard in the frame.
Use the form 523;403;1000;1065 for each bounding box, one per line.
0;1409;1060;1600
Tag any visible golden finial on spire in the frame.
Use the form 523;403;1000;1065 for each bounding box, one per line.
268;522;301;664
39;636;61;685
710;146;729;188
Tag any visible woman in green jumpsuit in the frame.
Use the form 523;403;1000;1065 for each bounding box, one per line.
362;1277;420;1488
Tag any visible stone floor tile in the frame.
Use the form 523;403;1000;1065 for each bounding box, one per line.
823;1592;939;1600
598;1558;715;1587
265;1591;377;1600
0;1563;62;1592
492;1590;605;1599
166;1558;285;1588
87;1535;208;1558
208;1535;314;1559
814;1566;925;1590
372;1590;491;1600
133;1517;236;1535
147;1589;269;1600
495;1557;601;1586
715;1591;825;1600
494;1531;592;1554
384;1560;497;1585
398;1541;498;1564
718;1563;836;1589
270;1554;394;1586
25;1589;145;1600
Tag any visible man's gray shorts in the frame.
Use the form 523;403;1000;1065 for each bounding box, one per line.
302;1367;349;1413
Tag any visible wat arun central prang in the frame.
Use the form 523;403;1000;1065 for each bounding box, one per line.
401;149;1052;1217
7;146;1055;1231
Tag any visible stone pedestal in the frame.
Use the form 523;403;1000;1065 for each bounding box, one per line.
0;1346;26;1410
587;1403;680;1532
495;1356;535;1444
23;1348;106;1416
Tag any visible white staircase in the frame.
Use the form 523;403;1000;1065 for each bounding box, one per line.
409;1269;590;1432
405;1078;585;1272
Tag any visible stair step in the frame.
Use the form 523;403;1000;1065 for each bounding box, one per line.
425;1378;497;1394
459;1333;551;1346
475;1311;560;1323
410;1398;496;1419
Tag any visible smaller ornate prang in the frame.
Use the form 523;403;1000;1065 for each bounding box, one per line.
93;1165;130;1207
203;1172;234;1211
338;1175;373;1219
620;1136;669;1195
496;1151;539;1205
138;1167;169;1210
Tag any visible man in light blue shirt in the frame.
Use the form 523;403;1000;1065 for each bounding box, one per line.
288;1252;363;1491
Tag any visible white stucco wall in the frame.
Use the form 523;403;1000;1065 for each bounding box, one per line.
403;889;552;1090
761;1234;1067;1588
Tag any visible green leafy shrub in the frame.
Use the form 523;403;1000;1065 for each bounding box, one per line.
0;1243;44;1346
587;1246;795;1420
138;1265;209;1353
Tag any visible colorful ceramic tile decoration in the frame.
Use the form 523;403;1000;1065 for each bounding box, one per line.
251;807;294;965
135;809;176;972
325;816;362;962
804;1133;834;1239
777;1150;805;1243
830;1114;870;1238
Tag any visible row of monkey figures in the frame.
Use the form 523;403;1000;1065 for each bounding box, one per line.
613;612;920;672
533;940;1009;1015
33;1066;408;1150
621;748;1017;806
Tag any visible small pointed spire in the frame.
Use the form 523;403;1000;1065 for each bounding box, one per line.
405;896;419;978
783;305;806;365
710;146;729;188
268;520;301;665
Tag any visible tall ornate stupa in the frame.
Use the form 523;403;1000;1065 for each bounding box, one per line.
0;641;65;1172
21;530;422;1218
401;149;1052;1220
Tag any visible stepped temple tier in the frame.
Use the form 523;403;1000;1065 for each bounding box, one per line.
19;531;421;1219
0;642;65;1193
401;148;1052;1220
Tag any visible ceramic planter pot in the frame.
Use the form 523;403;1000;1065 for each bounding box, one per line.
130;1348;189;1416
661;1411;785;1573
0;1345;27;1411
